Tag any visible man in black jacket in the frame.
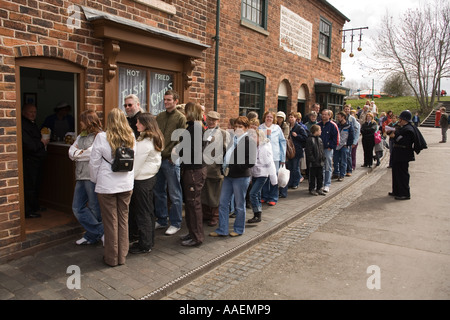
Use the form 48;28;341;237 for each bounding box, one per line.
22;104;49;218
389;110;415;200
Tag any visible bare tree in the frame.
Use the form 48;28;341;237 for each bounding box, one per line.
374;0;450;112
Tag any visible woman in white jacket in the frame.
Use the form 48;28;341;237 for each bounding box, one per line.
258;111;286;206
248;128;277;223
89;108;135;267
128;113;163;254
69;110;104;245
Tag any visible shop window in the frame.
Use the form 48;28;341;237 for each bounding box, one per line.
241;0;268;30
319;17;332;58
239;71;266;119
118;65;175;115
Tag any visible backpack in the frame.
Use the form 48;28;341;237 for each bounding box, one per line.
103;146;134;172
411;125;427;155
374;131;382;144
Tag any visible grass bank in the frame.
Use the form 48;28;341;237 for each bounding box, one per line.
344;96;450;116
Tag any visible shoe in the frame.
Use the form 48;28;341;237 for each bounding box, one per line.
299;177;304;183
317;190;326;196
260;199;266;203
290;185;298;189
247;212;261;223
309;190;318;196
229;212;236;218
229;231;241;237
181;239;201;247
439;141;446;143
76;237;93;245
179;234;192;241
101;235;105;247
345;173;352;177
165;226;180;235
207;220;218;227
209;231;227;237
323;186;330;193
25;212;41;218
332;175;338;180
279;195;286;198
337;177;344;182
361;165;367;167
395;196;410;200
388;192;395;197
129;244;151;254
155;222;166;230
267;201;276;206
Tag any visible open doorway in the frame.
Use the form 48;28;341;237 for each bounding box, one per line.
20;66;79;235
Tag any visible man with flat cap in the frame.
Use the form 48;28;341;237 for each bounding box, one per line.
41;101;75;141
200;111;230;226
389;110;415;200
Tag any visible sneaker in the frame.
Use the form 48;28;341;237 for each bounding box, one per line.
165;226;180;235
317;190;326;196
337;177;344;182
323;186;330;193
309;190;318;196
267;201;276;206
75;237;93;245
155;222;166;230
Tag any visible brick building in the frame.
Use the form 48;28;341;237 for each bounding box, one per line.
0;0;349;261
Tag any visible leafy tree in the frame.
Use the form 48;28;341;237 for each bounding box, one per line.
382;73;412;97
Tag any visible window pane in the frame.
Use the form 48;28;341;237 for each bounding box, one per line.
149;71;174;115
118;66;147;112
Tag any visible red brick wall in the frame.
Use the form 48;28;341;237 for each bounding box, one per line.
204;0;345;125
0;0;209;258
0;0;345;258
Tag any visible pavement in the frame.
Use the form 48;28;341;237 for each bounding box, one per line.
0;126;447;301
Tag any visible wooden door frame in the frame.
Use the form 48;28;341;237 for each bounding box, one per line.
15;57;85;240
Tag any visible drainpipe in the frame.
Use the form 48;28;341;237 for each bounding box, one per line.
213;0;220;112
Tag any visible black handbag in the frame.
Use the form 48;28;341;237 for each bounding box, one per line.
103;146;134;172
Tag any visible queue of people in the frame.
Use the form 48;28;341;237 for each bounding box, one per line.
22;89;427;267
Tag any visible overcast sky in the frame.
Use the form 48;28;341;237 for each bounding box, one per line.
326;0;449;92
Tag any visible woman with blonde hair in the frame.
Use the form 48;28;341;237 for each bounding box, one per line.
360;112;378;168
69;110;104;245
89;108;136;267
128;113;163;254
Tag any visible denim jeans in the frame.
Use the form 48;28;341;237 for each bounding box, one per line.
215;176;251;235
72;180;104;243
153;159;183;228
323;148;334;187
333;147;349;178
249;176;268;213
261;161;279;202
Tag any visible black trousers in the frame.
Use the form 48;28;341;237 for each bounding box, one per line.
23;157;44;216
182;167;206;243
392;161;410;197
129;176;157;250
362;136;375;166
308;166;323;191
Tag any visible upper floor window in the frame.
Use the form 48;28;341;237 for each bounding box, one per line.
241;0;268;30
319;18;332;58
